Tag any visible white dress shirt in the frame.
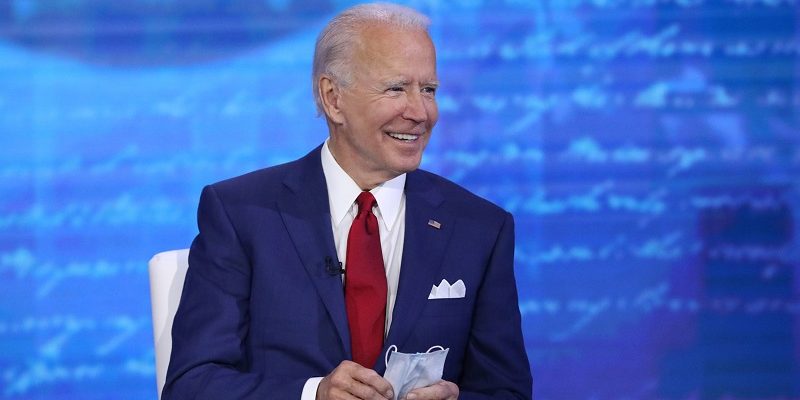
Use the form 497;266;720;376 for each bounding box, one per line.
301;140;407;399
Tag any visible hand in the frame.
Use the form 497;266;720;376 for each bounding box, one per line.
316;360;394;400
403;380;459;400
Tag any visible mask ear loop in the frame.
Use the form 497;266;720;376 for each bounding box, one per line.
426;345;445;353
385;344;399;367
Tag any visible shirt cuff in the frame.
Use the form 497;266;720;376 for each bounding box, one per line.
301;377;324;400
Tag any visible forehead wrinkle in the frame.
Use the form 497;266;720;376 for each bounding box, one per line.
347;25;437;94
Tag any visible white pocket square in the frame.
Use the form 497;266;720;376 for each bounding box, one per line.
428;279;466;299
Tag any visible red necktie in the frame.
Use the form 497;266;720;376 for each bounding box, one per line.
345;191;387;368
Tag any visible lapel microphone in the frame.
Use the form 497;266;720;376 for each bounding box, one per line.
325;256;345;276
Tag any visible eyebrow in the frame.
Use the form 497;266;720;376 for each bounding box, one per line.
383;78;410;88
382;79;440;88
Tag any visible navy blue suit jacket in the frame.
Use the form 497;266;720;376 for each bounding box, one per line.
163;146;532;399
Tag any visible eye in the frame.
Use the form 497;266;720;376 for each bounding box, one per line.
422;86;437;96
388;86;404;92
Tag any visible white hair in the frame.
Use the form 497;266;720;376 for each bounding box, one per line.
312;2;431;115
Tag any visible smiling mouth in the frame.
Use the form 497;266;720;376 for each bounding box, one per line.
386;132;420;142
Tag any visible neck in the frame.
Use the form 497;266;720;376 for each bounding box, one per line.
327;136;396;191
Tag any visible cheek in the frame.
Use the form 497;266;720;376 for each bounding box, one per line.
426;102;439;126
391;100;409;116
373;100;405;123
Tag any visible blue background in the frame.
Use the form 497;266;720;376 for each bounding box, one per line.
1;0;799;398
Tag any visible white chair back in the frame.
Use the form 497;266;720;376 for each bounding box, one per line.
148;249;190;399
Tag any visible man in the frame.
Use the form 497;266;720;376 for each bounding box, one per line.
163;3;532;399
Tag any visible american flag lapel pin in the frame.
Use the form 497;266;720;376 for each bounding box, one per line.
427;219;442;229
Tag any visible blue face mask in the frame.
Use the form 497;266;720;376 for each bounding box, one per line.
383;345;449;400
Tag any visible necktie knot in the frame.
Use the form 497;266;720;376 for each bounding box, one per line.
355;191;377;217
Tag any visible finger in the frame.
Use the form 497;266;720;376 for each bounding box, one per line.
327;387;361;400
329;361;391;400
403;380;459;400
351;367;394;399
343;374;388;400
322;361;377;400
347;382;388;400
319;375;361;400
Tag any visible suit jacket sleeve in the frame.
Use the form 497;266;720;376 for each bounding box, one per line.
162;185;306;399
459;212;533;399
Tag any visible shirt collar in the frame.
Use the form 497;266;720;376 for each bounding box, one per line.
321;139;405;231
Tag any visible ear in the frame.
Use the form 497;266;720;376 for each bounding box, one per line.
319;75;345;125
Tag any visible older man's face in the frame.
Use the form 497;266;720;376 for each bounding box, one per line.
329;24;438;186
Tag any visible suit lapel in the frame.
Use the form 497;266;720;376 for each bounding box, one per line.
380;171;454;371
277;146;351;358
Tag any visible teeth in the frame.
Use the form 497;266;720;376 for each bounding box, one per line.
388;132;418;141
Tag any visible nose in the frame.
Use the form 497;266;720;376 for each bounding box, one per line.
402;90;428;123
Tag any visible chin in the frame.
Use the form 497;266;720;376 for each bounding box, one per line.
384;152;424;175
393;161;422;174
